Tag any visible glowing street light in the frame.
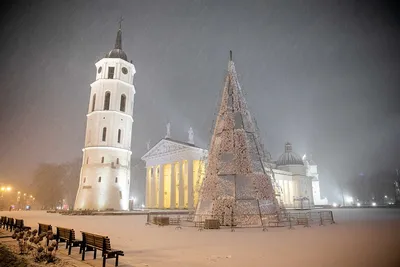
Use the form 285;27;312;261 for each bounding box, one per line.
356;202;361;207
384;195;388;199
6;187;11;191
372;202;377;206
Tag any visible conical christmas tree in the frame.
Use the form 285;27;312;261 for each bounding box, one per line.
195;52;284;226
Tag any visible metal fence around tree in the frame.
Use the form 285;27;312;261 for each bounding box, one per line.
145;210;335;231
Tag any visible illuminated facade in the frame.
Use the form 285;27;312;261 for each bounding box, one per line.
141;131;207;209
74;23;135;210
143;138;326;209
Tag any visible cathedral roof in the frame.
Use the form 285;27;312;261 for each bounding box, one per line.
276;142;304;166
105;24;128;61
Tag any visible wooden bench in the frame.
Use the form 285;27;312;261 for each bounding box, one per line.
6;217;14;231
81;232;124;267
296;216;310;227
15;219;31;231
0;216;6;228
56;227;82;255
38;223;52;235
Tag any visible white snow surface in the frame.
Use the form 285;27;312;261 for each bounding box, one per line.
1;208;400;267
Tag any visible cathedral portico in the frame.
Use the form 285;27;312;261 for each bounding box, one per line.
141;132;207;210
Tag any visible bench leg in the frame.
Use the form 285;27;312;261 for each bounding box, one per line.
102;255;106;267
94;248;97;259
66;240;69;249
116;255;119;266
81;247;85;261
68;243;72;255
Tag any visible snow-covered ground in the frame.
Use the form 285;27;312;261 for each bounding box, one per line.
1;208;399;267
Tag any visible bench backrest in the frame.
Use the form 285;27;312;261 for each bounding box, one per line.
15;219;24;227
7;218;14;225
82;232;111;251
38;223;52;234
57;227;75;241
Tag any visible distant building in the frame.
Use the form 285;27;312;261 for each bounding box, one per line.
74;22;136;210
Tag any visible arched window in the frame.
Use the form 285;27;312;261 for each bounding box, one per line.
120;94;126;112
115;177;118;183
91;94;96;112
102;127;107;141
83;177;86;183
86;157;89;164
104;92;111;110
98;177;102;182
101;157;104;163
117;129;122;143
116;158;120;165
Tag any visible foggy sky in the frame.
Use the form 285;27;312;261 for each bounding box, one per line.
0;0;399;199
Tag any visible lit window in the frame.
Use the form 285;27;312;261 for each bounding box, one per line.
102;127;107;141
120;94;126;112
91;94;96;112
104;92;111;110
98;177;101;182
101;157;104;163
115;177;118;183
117;129;122;143
108;67;115;79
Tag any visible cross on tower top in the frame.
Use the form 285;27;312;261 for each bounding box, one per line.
119;16;124;30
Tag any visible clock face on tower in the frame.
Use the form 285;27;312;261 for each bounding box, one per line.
122;67;128;75
98;67;102;74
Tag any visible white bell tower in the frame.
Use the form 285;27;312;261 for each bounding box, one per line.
74;20;136;211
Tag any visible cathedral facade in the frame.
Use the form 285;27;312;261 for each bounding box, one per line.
142;129;327;210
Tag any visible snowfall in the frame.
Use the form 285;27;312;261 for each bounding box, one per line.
1;208;399;267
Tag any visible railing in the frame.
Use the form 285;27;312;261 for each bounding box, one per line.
144;210;335;231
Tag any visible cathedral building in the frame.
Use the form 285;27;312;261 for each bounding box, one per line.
142;130;327;210
74;23;136;211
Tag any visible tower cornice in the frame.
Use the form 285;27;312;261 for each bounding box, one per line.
82;146;133;155
90;79;136;94
87;110;134;122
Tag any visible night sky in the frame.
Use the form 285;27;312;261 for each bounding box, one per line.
0;0;399;200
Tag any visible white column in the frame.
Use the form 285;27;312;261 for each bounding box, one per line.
188;160;194;209
145;167;150;208
151;166;156;208
179;161;185;209
170;163;176;209
158;164;164;209
285;180;290;205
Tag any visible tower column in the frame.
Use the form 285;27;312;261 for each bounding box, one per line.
151;166;156;208
158;164;164;209
188;160;194;209
179;161;185;209
170;163;176;209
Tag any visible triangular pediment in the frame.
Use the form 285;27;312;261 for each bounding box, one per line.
141;139;201;160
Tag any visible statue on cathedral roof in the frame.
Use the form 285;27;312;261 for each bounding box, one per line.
188;127;194;144
165;122;171;138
